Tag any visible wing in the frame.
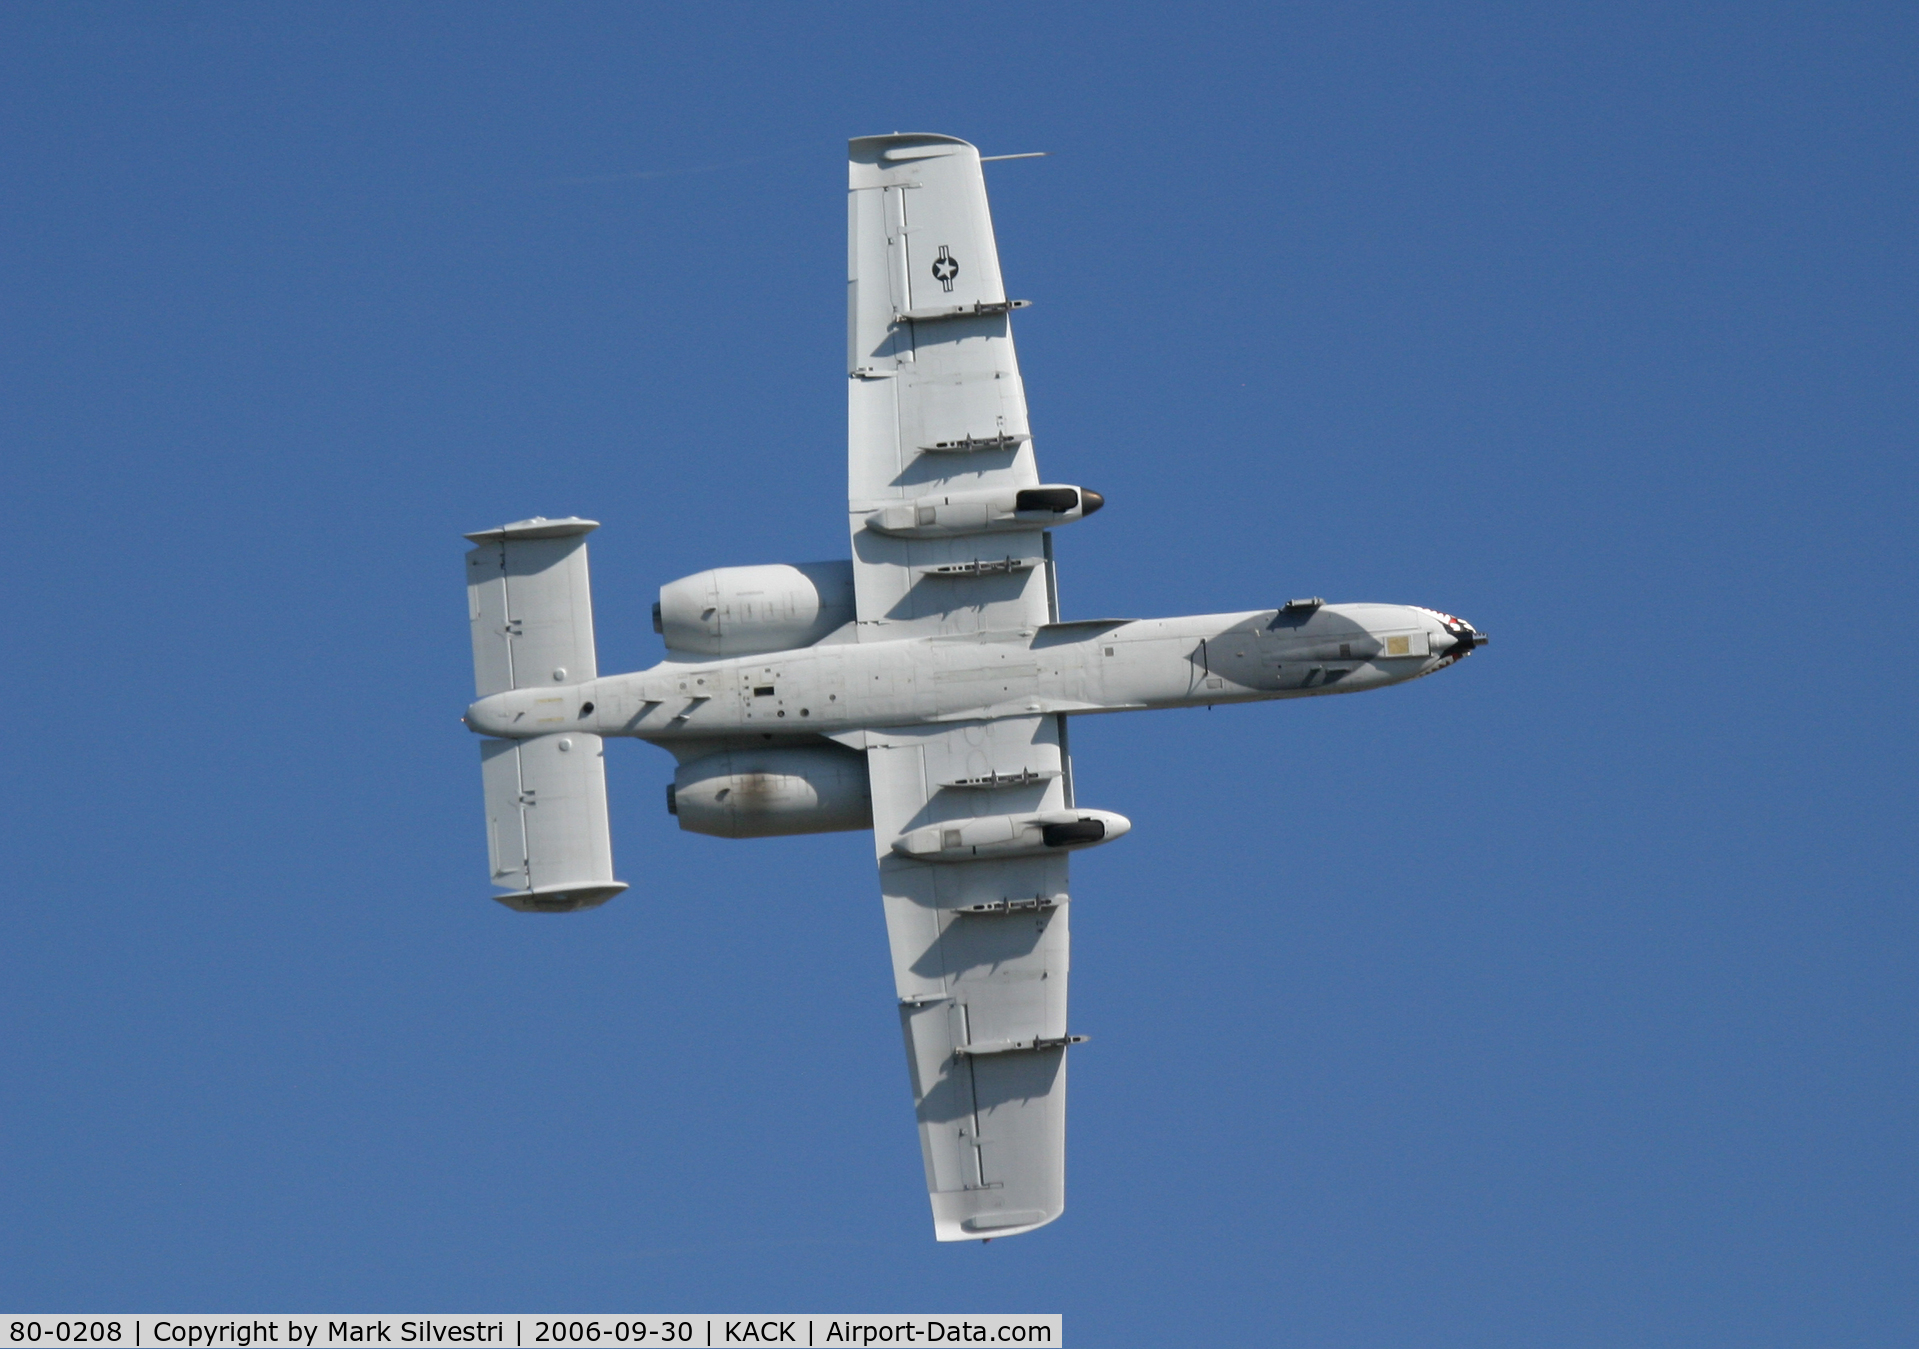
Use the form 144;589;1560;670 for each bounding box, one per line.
847;133;1050;639
865;716;1075;1240
849;135;1079;1240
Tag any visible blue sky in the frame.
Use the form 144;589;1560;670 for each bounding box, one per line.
2;3;1914;1343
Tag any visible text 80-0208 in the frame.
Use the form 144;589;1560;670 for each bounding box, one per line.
11;1328;123;1345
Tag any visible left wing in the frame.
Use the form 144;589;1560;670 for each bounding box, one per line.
847;133;1050;640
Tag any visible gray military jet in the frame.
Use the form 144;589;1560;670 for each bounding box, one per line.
459;133;1486;1242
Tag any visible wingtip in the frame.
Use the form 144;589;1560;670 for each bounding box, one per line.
849;132;978;163
930;1194;1062;1242
463;516;600;544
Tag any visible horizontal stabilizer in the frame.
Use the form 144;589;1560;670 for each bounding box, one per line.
464;517;625;911
479;733;624;912
465;517;600;698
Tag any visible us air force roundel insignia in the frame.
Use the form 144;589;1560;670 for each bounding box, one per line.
932;245;959;291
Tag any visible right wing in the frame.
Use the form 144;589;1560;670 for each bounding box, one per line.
865;715;1075;1240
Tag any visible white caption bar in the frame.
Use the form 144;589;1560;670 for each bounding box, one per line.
0;1319;1060;1349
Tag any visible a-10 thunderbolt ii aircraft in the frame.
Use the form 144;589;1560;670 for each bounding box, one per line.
460;133;1486;1242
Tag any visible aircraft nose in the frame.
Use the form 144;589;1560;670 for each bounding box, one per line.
1078;489;1104;516
1432;615;1487;655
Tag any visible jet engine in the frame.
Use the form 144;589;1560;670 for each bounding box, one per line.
655;561;855;657
669;745;873;838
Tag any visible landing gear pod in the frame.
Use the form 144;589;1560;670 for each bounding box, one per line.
893;809;1131;862
864;484;1104;538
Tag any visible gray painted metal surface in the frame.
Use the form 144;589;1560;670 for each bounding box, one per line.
465;518;625;913
457;134;1485;1241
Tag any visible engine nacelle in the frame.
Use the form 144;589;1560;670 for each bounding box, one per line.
669;745;873;838
655;561;855;658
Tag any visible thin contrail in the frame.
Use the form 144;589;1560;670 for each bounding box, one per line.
609;1235;884;1261
550;155;771;187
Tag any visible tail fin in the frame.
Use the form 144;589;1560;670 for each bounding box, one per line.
464;517;627;912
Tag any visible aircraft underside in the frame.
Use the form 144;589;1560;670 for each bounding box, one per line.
457;134;1484;1241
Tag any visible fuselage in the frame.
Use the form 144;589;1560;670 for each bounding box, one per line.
465;601;1484;743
